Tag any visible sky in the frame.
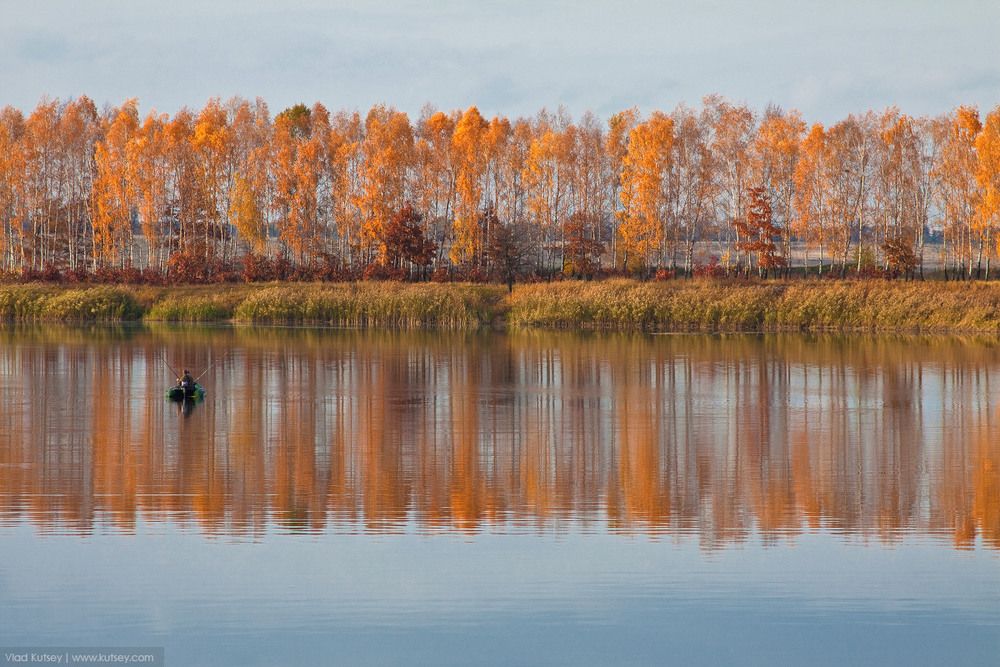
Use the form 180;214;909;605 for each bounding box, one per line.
2;0;998;124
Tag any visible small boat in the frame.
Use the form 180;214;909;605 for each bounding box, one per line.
166;383;206;401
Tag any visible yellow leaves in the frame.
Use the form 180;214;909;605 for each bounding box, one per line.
617;111;674;267
91;100;143;268
0;108;28;262
974;106;1000;221
104;99;141;146
424;110;455;141
230;175;266;253
524;127;574;233
606;107;639;163
452;106;488;204
452;105;488;152
954;105;982;140
449;106;491;265
754;107;805;195
793;123;827;232
6;93;1000;281
192;98;230;154
360;107;414;261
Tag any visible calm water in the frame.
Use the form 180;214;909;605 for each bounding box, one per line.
0;326;997;665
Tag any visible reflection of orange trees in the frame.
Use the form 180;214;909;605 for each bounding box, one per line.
520;344;559;526
358;352;411;531
609;364;671;532
972;432;999;549
270;357;328;533
90;349;140;530
940;420;1000;550
742;355;798;541
449;352;486;532
223;352;269;535
176;417;227;535
2;328;998;550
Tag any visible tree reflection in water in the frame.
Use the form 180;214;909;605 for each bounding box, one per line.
0;326;996;549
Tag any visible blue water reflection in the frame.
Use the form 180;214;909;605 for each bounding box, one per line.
3;525;996;666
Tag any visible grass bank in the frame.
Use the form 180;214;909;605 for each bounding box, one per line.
505;279;1000;333
3;279;1000;333
230;282;505;328
0;284;144;321
0;282;506;328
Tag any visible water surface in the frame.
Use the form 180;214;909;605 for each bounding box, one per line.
1;326;997;665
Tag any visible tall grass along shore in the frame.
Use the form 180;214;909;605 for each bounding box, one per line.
2;280;1000;333
230;283;504;329
505;279;1000;333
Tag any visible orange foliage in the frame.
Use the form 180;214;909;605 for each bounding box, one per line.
617;111;674;271
450;106;490;266
734;186;785;276
0;95;997;283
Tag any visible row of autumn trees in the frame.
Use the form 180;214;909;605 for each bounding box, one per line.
1;94;999;283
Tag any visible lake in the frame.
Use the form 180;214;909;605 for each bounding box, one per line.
0;326;997;665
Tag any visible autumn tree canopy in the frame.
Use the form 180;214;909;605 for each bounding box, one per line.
0;95;998;283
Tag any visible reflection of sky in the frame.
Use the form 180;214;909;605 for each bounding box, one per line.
1;523;997;666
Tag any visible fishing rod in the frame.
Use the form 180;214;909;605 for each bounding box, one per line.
194;352;229;383
159;351;181;381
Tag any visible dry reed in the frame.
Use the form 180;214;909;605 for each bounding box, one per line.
3;279;1000;333
231;282;506;328
0;285;143;321
505;279;1000;333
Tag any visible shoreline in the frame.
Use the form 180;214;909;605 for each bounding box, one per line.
1;279;1000;334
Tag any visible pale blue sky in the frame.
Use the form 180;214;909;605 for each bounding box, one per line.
2;0;998;123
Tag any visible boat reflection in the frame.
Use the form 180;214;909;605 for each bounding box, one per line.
169;395;203;417
0;327;997;548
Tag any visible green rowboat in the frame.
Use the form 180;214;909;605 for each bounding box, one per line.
166;383;205;400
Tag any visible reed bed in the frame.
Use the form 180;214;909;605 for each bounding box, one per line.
141;285;256;322
506;279;1000;333
231;282;507;328
3;279;1000;333
0;284;143;321
506;280;775;330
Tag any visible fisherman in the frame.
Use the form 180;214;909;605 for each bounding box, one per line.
179;369;194;394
